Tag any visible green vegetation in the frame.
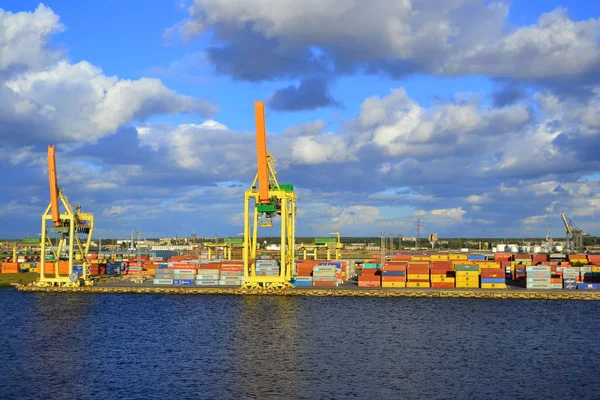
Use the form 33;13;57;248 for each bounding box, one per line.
0;273;38;288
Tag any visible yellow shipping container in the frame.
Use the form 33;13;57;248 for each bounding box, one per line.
430;276;455;283
479;262;501;268
407;274;430;280
455;271;479;277
75;253;82;260
456;283;479;288
591;266;600;273
455;278;478;285
449;254;468;261
29;267;37;273
481;283;507;289
382;282;406;288
430;273;452;279
406;282;431;288
430;254;449;261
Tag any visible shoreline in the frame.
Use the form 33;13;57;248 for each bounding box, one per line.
16;284;600;300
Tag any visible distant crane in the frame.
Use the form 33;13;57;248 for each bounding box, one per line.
242;101;296;289
37;145;95;287
561;213;588;253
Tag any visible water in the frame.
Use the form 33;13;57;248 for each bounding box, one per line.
2;289;600;399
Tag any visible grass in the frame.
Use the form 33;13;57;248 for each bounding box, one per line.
0;273;39;288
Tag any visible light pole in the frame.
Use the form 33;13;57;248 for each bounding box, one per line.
136;231;142;280
380;232;385;265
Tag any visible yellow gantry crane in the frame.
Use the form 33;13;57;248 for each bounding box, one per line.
561;213;587;253
242;101;296;289
36;145;95;287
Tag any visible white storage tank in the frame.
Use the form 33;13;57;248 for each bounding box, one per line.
554;245;563;252
497;244;507;252
508;244;519;253
533;246;542;253
492;247;497;253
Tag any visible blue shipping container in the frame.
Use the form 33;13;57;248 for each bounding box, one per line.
381;270;406;276
577;283;600;290
173;279;195;285
481;278;505;284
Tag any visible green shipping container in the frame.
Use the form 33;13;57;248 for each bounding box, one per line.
455;265;479;272
363;263;381;269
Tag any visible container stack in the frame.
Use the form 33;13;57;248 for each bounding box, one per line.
358;263;380;287
106;261;123;275
154;267;174;285
430;261;454;288
255;259;280;277
480;268;506;289
577;266;600;290
455;265;479;288
560;267;578;290
196;262;220;286
171;262;197;285
380;262;406;288
293;262;314;287
406;263;430;288
526;265;552;289
219;262;244;286
313;264;337;287
1;262;19;274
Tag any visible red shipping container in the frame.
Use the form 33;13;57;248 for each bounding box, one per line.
431;282;454;288
382;264;406;271
220;265;243;271
358;281;381;287
361;269;380;275
313;281;336;287
393;254;412;261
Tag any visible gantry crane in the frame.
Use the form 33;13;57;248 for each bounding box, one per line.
299;232;343;260
242;101;296;289
36;145;95;287
561;213;587;253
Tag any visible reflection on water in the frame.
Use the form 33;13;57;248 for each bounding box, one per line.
2;291;600;399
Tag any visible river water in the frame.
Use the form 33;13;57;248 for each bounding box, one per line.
1;289;599;399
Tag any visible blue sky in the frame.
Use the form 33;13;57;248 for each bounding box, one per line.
0;1;599;239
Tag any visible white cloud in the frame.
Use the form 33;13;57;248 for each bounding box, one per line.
171;2;600;80
0;5;218;145
0;4;63;72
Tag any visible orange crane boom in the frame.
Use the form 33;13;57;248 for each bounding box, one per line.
47;145;61;226
254;101;270;204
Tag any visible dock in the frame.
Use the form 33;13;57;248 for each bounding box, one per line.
16;284;600;300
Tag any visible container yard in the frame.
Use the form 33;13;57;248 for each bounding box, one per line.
5;249;600;300
1;101;598;299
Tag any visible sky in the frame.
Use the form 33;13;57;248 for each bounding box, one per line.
0;1;599;239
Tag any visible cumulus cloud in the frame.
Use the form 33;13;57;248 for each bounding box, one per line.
0;5;218;146
269;76;341;111
170;1;600;85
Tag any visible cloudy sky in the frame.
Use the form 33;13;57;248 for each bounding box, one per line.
1;1;599;239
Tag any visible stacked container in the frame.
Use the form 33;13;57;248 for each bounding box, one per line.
407;263;430;288
293;262;314;287
219;262;244;286
430;261;454;288
480;268;506;289
313;265;337;287
526;265;552;289
196;262;220;286
154;267;174;285
380;262;406;288
560;267;578;290
455;265;479;288
255;259;280;277
358;263;380;287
